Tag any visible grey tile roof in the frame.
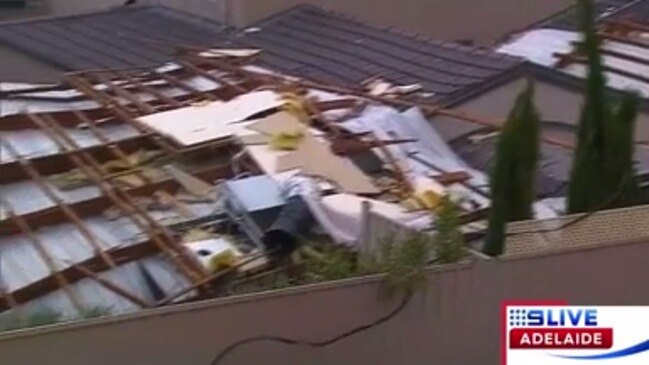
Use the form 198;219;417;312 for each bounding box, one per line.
0;5;232;71
0;4;522;101
238;4;521;100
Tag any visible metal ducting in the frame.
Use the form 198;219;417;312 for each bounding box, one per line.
262;196;315;257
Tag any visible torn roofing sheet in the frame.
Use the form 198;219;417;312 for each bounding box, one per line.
0;257;193;322
0;99;99;118
498;28;649;98
0;178;103;216
0;201;217;319
0;122;140;164
337;105;559;217
0;63;224;118
340;105;490;208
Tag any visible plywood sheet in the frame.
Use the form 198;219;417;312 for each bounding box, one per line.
136;91;283;146
238;133;270;145
276;134;379;194
246;145;301;175
246;111;304;135
241;112;377;194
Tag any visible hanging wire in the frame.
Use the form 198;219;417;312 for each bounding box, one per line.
210;293;412;365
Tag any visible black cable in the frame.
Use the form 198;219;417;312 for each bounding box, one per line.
210;176;634;364
210;293;412;365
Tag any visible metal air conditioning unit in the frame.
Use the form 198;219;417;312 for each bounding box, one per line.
221;175;286;248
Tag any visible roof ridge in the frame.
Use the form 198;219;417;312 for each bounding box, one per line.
0;4;229;31
149;3;229;31
252;3;518;64
251;3;321;26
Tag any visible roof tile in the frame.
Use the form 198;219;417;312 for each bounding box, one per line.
0;3;522;101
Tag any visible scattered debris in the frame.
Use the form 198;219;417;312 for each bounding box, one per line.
431;171;472;186
50;150;166;190
269;131;305;151
242;27;261;34
198;49;261;59
362;77;424;98
181;228;215;243
330;136;417;156
0;46;553;324
164;165;214;197
185;237;242;273
468;130;500;143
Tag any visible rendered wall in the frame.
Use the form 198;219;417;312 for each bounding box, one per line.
430;76;649;142
0;237;647;365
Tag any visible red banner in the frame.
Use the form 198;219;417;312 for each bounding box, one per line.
510;328;613;349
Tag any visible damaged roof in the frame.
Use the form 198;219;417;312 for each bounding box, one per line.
0;49;518;324
3;31;594;320
0;4;522;101
432;62;649;201
497;9;649;98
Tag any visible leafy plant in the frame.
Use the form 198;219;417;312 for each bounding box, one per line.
299;245;358;284
79;306;111;319
269;272;292;290
360;232;433;298
434;196;466;264
0;308;61;333
0;305;111;333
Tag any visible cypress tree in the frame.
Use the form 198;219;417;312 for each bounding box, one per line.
606;92;641;208
567;0;610;213
567;0;640;213
483;82;540;257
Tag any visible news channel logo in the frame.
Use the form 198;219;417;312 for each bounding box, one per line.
503;303;649;365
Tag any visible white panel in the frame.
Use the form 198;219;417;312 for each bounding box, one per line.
136;90;283;146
